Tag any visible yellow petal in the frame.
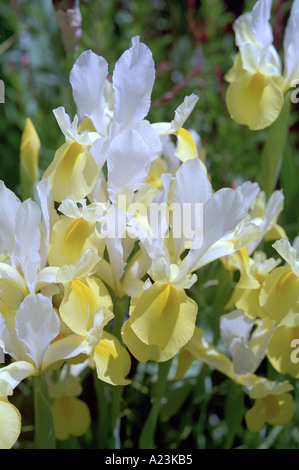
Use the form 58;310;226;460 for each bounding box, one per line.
60;276;112;336
43;141;98;202
234;249;260;290
260;266;299;322
146;157;168;188
128;282;198;353
93;331;131;385
267;324;299;378
48;216;103;267
173;349;195;380
224;52;244;83
226;71;284;130
245;393;294;433
245;396;268;433
52;396;91;440
121;317;177;363
0;399;21;449
174;128;198;162
264;223;287;242
232;287;266;319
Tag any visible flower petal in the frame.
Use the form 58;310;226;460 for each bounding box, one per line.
70;50;108;135
15;294;60;370
93;331;131;385
113;36;155;126
128;282;198;353
226;70;284;130
0;399;21;449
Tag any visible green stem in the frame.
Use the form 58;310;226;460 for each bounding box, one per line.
33;374;56;449
111;296;128;341
93;372;112;449
260;94;291;199
139;359;172;449
94;296;128;449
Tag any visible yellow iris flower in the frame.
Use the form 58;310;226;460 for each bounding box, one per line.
237;373;294;433
225;0;299;130
49;374;91;441
227;248;280;319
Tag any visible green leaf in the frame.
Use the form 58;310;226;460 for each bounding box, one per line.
260;94;291;199
223;381;245;449
160;379;195;421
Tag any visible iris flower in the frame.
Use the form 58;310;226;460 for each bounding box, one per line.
225;0;299;130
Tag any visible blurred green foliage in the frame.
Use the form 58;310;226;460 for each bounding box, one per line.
1;0;299;450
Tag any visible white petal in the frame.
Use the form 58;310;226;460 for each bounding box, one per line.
42;335;87;371
104;235;126;288
220;310;255;348
56;248;101;283
15;294;60;370
273;237;299;277
36;178;52;268
184;188;247;273
14;200;41;293
107;129;152;202
113;36;155;126
233;0;273;48
0;311;27;362
58;197;82;219
250;0;273;47
229;337;257;375
0;181;21;263
235;181;260;212
173;158;212;205
70;50;108;134
132;120;162;161
89;135;110;171
0;361;36;393
53;107;99;145
152;94;199;136
172;159;212;259
283;0;299;88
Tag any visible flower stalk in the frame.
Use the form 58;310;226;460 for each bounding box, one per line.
33;374;56;449
139;359;172;449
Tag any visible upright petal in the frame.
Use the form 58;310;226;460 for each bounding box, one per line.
250;0;273;47
14;199;42;293
0;181;21;262
70;50;108;135
113;36;155;126
283;0;299;90
233;0;273;48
